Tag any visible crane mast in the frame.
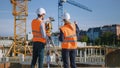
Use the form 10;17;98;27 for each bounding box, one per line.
6;0;31;56
58;0;64;28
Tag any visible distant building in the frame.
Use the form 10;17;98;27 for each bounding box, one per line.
102;25;115;33
26;32;33;41
0;36;1;39
0;40;13;47
78;30;87;40
116;24;120;39
0;46;4;60
87;27;101;41
102;24;120;39
0;40;13;57
77;42;87;47
0;36;13;40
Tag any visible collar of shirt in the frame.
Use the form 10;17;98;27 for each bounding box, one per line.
37;17;44;23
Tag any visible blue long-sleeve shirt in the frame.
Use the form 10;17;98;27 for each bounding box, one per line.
40;22;47;38
75;23;80;37
38;18;47;39
59;29;64;42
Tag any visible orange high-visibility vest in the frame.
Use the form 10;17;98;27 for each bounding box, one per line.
31;19;46;43
60;23;77;49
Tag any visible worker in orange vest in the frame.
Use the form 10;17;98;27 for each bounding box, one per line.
31;8;47;68
59;12;79;68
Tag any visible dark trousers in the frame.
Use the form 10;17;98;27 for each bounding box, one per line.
62;49;77;68
31;42;45;68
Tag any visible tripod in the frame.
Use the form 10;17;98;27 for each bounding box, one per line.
46;36;62;68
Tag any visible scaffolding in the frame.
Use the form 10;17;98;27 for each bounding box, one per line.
5;0;31;56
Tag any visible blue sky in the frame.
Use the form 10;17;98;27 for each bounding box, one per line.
0;0;120;36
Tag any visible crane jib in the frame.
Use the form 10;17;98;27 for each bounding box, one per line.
67;0;92;12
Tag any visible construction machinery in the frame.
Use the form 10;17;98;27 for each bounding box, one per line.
5;0;31;56
58;0;92;27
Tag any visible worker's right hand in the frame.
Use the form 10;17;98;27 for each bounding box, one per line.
47;33;51;37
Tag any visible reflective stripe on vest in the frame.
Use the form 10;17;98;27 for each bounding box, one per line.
65;34;76;38
63;40;77;42
32;30;42;38
33;35;42;38
32;30;41;33
63;34;77;42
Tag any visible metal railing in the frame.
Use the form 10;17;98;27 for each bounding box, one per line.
0;46;118;66
76;46;105;65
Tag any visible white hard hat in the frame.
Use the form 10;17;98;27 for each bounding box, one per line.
63;12;70;20
61;0;67;2
36;8;46;15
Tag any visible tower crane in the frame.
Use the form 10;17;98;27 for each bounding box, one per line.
6;0;31;56
58;0;92;27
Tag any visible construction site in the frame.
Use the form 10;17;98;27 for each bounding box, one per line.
0;0;120;68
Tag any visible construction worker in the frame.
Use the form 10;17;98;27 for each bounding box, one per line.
31;8;47;68
59;12;79;68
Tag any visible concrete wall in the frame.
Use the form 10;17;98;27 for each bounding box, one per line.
105;49;120;67
0;63;10;68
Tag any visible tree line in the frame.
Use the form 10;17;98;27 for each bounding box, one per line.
78;32;120;47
